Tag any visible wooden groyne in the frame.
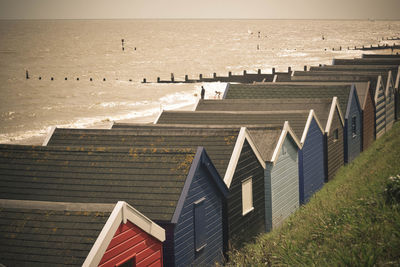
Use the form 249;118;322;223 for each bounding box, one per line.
331;42;400;52
142;67;303;84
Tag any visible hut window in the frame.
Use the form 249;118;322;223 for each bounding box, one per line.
194;198;207;252
351;116;357;138
242;177;254;216
333;129;339;142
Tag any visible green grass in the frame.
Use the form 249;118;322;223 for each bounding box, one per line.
227;122;400;266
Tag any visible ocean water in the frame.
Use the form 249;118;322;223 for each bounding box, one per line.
0;19;399;144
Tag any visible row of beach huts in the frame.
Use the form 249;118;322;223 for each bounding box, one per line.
0;54;400;267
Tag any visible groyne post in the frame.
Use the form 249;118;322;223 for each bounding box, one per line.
272;68;275;74
171;73;174;82
213;73;217;78
258;69;261;74
26;70;29;79
228;71;232;77
199;74;203;81
157;77;160;83
185;75;188;82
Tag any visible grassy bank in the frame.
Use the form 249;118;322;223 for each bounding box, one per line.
227;122;400;266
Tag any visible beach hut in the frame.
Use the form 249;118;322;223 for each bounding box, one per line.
195;100;326;204
152;112;303;230
0;144;228;267
306;68;396;135
287;76;375;150
331;58;400;121
223;82;361;164
0;200;165;267
45;125;268;249
291;71;389;139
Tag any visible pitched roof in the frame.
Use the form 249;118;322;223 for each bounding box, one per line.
292;71;386;97
282;77;370;109
47;127;239;179
0;144;199;222
0;200;165;267
195;98;329;134
224;82;352;115
0;199;112;266
155;110;301;149
45;125;268;187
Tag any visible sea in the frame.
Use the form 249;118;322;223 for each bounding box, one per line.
0;19;399;144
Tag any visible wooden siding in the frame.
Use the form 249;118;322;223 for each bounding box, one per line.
173;162;224;266
326;108;345;181
375;82;386;138
269;136;299;229
363;89;376;150
300;118;325;204
99;221;163;267
226;140;265;248
386;81;395;131
344;90;362;163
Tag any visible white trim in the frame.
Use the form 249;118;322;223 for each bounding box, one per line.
301;110;325;145
42;126;56;146
385;71;393;98
153;109;163;124
395;66;400;90
244;129;267;169
223;127;246;188
374;75;383;103
325;97;344;135
270;121;303;164
271;127;286;163
83;201;165;267
223;127;267;188
272;74;278;82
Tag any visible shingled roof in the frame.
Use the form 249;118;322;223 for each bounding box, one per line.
292;71;385;98
154;110;301;148
0;199;112;266
195;98;332;132
44;125;272;186
0;200;165;267
223;82;353;115
0;144;200;222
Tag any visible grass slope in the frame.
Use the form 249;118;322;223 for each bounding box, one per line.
227;122;400;266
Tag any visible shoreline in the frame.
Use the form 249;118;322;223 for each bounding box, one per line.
12;102;197;146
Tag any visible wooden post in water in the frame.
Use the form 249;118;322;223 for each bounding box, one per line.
26;70;29;79
272;68;275;75
199;74;203;81
213;73;217;78
304;65;307;71
142;78;146;83
288;67;292;73
171;73;174;82
258;69;261;75
157;77;160;83
243;70;247;75
185;75;188;82
228;72;232;77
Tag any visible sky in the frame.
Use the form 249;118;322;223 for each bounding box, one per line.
0;0;399;20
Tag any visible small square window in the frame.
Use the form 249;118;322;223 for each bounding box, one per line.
242;177;254;216
116;256;136;267
333;128;339;142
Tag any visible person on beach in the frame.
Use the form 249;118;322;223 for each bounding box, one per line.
201;86;205;99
